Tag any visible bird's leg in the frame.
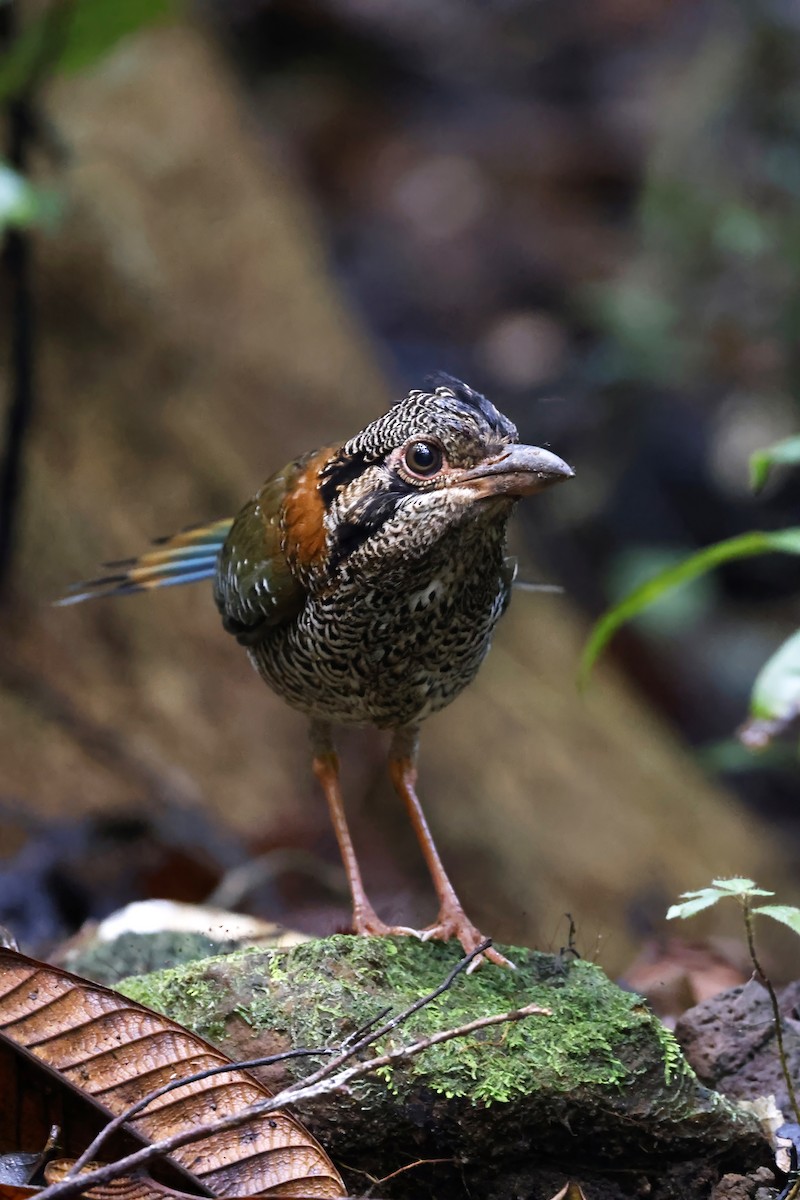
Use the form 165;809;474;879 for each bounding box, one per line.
388;727;515;970
309;721;416;939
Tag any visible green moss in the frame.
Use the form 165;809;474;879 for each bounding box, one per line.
119;935;688;1108
118;949;255;1045
655;1021;694;1085
116;936;767;1180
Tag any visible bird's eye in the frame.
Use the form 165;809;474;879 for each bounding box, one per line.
404;441;443;477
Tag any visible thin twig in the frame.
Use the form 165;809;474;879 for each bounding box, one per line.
742;897;800;1126
340;1006;392;1052
362;1156;455;1196
0;110;34;593
782;1179;800;1200
325;1003;550;1083
320;938;493;1063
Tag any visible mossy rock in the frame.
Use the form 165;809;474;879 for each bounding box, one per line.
119;936;769;1200
62;930;244;985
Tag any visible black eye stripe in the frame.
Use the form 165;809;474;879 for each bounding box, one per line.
318;449;370;508
322;439;445;572
328;481;414;570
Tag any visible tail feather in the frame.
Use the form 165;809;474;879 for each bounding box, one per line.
103;545;224;569
151;519;233;546
56;517;233;606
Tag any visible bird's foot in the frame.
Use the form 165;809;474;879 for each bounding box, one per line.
414;910;516;971
352;902;419;940
351;902;515;970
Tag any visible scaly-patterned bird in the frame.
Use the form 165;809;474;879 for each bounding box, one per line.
61;377;573;968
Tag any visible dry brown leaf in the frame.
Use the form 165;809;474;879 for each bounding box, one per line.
45;1163;186;1200
0;949;344;1198
44;1160;348;1200
549;1184;588;1200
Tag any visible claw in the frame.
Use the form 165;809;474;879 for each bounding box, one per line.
417;913;517;970
352;904;421;940
467;946;517;972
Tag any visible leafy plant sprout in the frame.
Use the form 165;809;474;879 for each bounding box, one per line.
668;877;800;1132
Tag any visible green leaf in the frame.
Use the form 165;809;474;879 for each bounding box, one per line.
750;629;800;724
0;162;35;229
753;905;800;935
667;893;724;920
606;546;716;635
739;629;800;751
710;877;773;896
750;436;800;493
714;204;772;259
667;878;773;920
696;736;799;773
580;529;800;687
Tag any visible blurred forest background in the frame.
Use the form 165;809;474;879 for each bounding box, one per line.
3;0;800;981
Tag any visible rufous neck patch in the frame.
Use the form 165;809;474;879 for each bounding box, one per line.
281;445;337;571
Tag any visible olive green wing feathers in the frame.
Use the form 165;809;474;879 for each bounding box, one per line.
213;461;308;644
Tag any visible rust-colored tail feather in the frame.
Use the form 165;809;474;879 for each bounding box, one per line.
56;517;233;605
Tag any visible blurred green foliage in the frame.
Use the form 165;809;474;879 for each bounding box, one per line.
0;0;179;248
584;437;800;751
0;160;59;233
581;525;800;686
750;629;800;724
750;435;800;491
57;0;174;73
605;546;716;635
0;0;177;102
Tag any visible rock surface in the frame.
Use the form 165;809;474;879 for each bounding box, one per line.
676;978;800;1115
119;935;769;1200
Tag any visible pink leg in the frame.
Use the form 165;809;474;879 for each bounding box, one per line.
387;744;515;971
312;751;416;938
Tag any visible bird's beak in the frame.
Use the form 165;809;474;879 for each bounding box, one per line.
457;444;574;499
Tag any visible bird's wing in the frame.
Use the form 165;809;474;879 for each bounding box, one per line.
56;518;234;606
213;453;329;644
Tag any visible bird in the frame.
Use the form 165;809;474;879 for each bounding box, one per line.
60;376;573;968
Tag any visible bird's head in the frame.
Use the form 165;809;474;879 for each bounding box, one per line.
316;375;573;575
